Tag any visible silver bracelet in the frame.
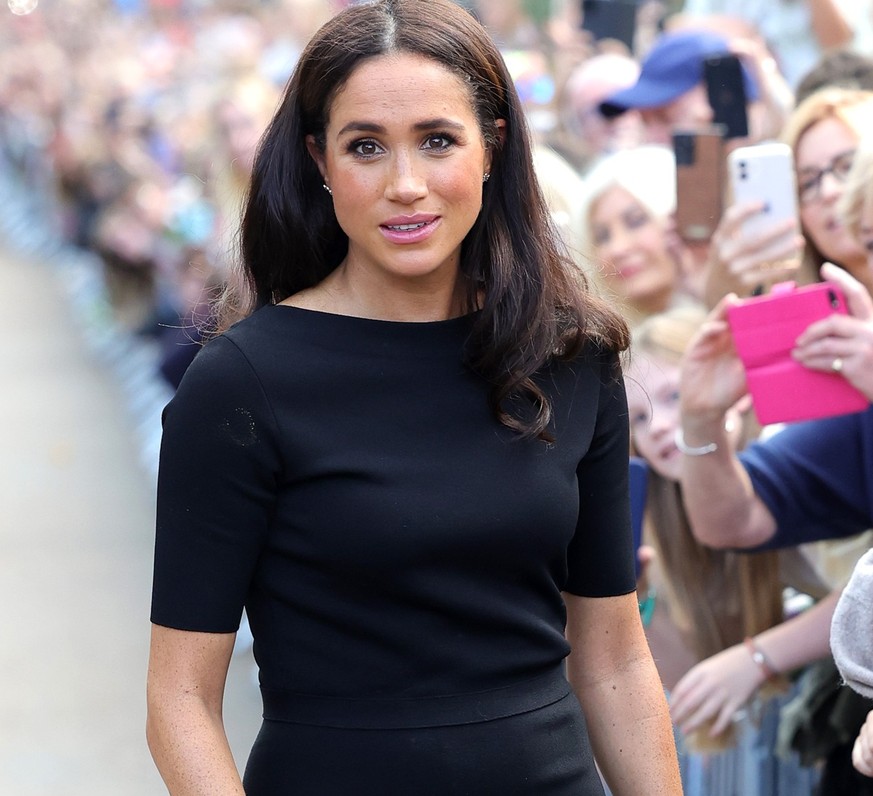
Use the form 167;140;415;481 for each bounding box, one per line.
674;427;718;456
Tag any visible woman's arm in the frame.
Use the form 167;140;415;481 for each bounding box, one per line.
669;588;841;737
678;297;779;549
809;0;853;50
564;591;682;795
146;625;245;795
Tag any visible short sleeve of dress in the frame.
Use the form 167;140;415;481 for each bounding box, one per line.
563;353;637;598
150;335;282;632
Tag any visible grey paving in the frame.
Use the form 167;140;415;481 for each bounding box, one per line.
0;249;262;795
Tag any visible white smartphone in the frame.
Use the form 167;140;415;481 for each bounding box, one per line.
727;142;798;239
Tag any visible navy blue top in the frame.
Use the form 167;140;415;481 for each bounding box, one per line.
741;405;873;548
150;305;636;728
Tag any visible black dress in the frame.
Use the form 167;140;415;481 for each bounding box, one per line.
150;306;636;794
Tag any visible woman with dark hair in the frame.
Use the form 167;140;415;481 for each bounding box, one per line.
146;1;681;793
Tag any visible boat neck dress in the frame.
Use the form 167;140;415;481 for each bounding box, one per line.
150;304;637;795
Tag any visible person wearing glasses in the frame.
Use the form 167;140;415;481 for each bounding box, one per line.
701;88;873;306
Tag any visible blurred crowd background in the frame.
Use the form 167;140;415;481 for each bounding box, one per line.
4;0;873;794
4;0;873;387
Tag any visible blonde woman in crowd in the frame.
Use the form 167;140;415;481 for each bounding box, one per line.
704;88;873;305
576;145;699;327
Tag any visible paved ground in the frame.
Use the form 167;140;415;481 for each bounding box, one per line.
0;247;262;795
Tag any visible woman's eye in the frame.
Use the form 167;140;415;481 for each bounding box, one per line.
631;411;649;426
592;226;610;246
352;140;383;157
423;134;454;151
624;211;649;230
798;177;817;198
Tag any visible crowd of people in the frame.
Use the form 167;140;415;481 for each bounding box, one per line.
3;0;873;794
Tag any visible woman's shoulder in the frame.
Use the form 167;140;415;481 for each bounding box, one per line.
214;303;335;360
176;306;299;390
542;338;621;400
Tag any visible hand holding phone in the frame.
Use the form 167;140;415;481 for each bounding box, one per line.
721;142;803;290
728;142;798;239
704;54;749;140
726;281;869;425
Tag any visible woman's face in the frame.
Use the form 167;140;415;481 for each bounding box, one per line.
627;350;744;482
590;185;677;315
626;353;684;482
795;117;866;273
307;53;493;291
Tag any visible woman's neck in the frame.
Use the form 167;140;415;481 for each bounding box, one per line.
283;260;473;322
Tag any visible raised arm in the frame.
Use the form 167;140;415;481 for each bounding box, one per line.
809;0;853;50
678;297;778;548
565;592;683;795
146;626;245;795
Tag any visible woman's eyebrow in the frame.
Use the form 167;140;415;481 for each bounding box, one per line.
336;118;465;136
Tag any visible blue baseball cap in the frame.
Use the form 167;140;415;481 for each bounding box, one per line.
599;29;759;117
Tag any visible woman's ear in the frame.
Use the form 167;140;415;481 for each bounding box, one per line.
495;118;507;145
485;119;507;174
305;134;327;180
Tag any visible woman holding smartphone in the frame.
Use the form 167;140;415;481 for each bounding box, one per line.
704;88;873;305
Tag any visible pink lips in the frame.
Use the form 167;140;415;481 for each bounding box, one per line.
379;214;440;244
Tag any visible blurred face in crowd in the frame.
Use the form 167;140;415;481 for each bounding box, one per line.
627;353;744;482
565;55;642;158
575;104;643;159
307;53;493;289
590;186;677;316
218;100;266;175
639;83;713;147
795;117;867;277
626;353;684;481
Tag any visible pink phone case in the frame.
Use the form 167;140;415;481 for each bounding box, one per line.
727;281;869;425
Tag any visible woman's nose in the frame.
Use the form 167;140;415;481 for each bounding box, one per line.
819;169;843;202
385;154;427;203
649;413;672;440
650;403;678;439
604;227;631;257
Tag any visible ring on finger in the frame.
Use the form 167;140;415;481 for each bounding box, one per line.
832;357;844;373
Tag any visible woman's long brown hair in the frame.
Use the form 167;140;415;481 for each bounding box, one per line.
219;0;628;441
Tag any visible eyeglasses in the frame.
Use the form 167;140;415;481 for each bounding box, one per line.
798;149;856;204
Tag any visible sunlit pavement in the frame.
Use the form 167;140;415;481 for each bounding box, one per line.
0;247;261;795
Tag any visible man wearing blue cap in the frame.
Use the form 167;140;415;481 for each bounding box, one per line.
599;29;761;146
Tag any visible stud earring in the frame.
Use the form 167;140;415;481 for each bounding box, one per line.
322;183;332;195
483;173;490;183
